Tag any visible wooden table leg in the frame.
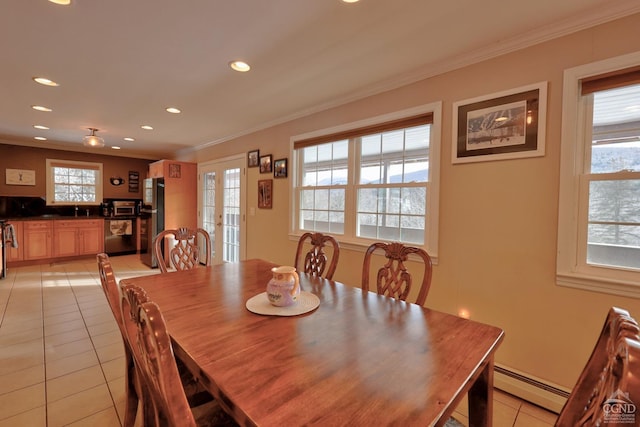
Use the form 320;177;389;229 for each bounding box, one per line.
468;358;494;427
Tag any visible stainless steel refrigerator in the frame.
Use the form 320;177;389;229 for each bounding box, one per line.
140;177;165;268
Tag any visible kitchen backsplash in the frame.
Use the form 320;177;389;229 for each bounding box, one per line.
0;196;101;218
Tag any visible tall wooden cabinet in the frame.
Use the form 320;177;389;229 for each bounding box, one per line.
148;160;197;229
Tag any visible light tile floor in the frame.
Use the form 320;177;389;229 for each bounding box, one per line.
0;254;559;426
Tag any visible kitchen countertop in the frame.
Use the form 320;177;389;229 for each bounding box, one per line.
2;215;107;221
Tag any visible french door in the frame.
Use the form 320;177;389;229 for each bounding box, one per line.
198;156;246;265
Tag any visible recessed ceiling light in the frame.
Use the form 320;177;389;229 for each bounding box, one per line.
34;136;47;141
124;137;135;142
166;107;181;114
230;61;251;72
32;105;52;112
111;146;121;150
342;0;359;3
141;125;153;130
33;77;59;87
33;125;50;130
48;0;71;5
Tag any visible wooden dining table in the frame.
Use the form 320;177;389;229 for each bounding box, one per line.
120;259;504;426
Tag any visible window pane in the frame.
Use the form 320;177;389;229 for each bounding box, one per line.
360;125;430;184
591;84;640;174
589;179;640;224
587;225;640;269
51;165;99;203
356;187;425;244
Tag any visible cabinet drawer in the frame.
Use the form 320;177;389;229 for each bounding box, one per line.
55;219;103;228
24;220;52;230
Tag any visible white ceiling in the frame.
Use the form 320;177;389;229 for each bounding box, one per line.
2;0;639;159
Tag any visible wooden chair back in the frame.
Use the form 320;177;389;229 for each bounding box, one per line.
361;242;433;306
120;283;198;427
556;307;640;426
96;253;143;427
154;227;211;273
294;232;340;280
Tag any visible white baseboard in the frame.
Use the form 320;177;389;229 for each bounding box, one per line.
494;364;570;414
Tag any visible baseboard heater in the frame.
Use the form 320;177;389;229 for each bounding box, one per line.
494;364;570;414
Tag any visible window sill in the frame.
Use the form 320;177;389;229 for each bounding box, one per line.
557;272;640;299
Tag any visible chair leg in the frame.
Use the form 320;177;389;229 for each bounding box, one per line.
123;377;139;427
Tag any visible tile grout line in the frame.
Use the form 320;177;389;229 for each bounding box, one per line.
40;264;50;427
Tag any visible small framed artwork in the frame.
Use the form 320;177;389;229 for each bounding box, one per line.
248;150;260;167
452;81;547;164
128;171;139;193
5;169;36;186
169;163;182;178
258;179;272;209
259;154;272;174
273;158;287;178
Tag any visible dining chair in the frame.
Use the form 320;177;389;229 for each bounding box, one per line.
361;241;433;306
96;253;149;427
154;227;211;273
98;253;217;426
555;307;640;426
120;283;237;427
294;232;340;280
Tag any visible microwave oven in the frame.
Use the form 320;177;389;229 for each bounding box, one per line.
112;200;137;217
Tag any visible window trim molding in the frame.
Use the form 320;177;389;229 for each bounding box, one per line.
289;102;442;262
558;51;640;298
45;158;104;206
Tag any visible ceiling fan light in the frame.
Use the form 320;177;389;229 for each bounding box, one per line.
83;128;105;147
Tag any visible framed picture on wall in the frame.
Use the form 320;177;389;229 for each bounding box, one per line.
258;179;272;209
248;150;260;167
259;154;272;174
452;81;547;164
273;158;287;178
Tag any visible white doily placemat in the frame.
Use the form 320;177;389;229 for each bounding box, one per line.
246;291;320;316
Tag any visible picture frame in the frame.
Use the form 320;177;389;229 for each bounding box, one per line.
259;154;272;174
5;168;36;186
169;163;181;178
452;81;547;164
248;149;260;167
273;158;288;178
258;179;272;209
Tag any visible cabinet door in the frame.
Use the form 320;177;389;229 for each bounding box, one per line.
79;226;104;255
6;221;24;262
53;227;78;257
23;222;52;260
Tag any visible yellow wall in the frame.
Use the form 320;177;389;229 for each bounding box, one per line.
184;14;640;391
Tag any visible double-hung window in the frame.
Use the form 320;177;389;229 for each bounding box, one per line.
46;159;103;205
558;53;640;297
292;103;441;258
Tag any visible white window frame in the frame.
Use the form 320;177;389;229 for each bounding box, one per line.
557;51;640;298
45;158;103;206
289;103;441;261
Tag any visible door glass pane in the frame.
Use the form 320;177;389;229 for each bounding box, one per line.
223;168;241;262
202;171;216;260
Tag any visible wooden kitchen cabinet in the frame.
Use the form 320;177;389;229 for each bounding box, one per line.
23;220;53;260
53;219;104;257
6;221;24;262
148;160;197;229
